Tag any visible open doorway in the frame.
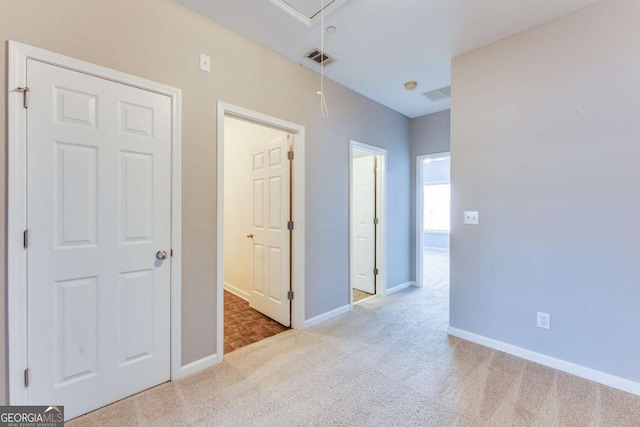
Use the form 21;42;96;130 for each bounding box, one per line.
416;153;450;294
349;141;387;306
222;116;290;353
217;103;306;356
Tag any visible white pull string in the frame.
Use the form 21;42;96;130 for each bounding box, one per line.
318;0;329;119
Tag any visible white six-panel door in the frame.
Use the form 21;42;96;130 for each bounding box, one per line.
250;136;291;326
352;155;376;294
26;59;172;419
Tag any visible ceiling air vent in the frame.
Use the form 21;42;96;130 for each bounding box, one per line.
305;49;336;66
424;86;451;102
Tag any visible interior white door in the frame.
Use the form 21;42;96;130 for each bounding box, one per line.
26;59;172;420
352;155;376;294
250;136;291;326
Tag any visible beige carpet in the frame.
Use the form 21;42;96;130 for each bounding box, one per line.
69;251;640;426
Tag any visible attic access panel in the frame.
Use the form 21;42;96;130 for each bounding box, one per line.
270;0;350;26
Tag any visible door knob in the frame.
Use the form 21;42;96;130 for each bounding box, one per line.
246;234;254;239
156;250;168;260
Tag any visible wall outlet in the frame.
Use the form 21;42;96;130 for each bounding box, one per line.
463;211;479;225
200;53;211;72
537;312;551;329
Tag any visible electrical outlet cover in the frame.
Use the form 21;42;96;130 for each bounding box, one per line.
537;312;550;329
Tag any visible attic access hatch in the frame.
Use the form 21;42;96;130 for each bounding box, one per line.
270;0;350;26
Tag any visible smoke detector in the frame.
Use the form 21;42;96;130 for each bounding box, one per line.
271;0;350;26
424;86;451;102
305;48;337;66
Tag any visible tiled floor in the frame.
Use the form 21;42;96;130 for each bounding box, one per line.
223;290;289;354
353;288;374;303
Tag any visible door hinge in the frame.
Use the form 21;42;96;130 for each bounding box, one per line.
287;221;294;231
287;150;294;160
374;268;379;275
17;87;30;108
287;290;294;300
24;368;29;388
374;218;379;225
23;230;29;249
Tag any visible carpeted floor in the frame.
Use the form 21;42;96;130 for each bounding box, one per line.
68;250;640;426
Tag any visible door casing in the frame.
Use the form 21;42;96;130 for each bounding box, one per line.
216;102;306;360
349;140;387;308
7;41;183;405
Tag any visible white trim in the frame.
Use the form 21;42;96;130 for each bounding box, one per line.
424;229;450;235
349;141;388;309
7;41;183;404
217;102;306;359
169;63;184;384
179;354;219;379
7;41;28;407
424;246;449;253
447;327;640;397
386;281;415;295
415;151;450;288
303;305;351;329
223;282;250;301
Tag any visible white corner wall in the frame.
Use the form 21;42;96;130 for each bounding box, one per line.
223;117;287;299
451;0;640;385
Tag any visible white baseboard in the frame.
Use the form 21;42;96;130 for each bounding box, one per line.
423;246;449;252
178;353;220;379
386;281;415;295
224;282;249;301
447;327;640;397
303;304;351;329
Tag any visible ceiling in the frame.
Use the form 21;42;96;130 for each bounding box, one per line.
176;0;600;118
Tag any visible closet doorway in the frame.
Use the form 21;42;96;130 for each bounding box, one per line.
349;140;387;306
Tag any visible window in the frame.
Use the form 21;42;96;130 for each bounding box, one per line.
423;183;450;233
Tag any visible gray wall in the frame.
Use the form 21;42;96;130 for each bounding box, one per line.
451;0;640;382
409;110;451;279
0;0;411;401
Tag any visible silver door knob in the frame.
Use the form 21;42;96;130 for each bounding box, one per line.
156;250;168;260
246;234;254;238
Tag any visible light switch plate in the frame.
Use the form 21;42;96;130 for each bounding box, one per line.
200;53;211;72
464;211;479;224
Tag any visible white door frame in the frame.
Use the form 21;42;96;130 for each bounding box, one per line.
7;41;183;405
349;140;387;308
216;102;306;358
416;151;450;288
